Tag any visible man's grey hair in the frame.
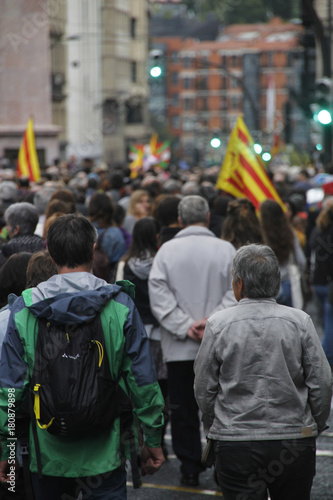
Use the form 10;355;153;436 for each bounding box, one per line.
5;202;39;236
178;195;209;226
232;244;280;299
33;187;57;215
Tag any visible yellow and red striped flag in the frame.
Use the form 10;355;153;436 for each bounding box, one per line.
216;115;285;210
17;117;41;182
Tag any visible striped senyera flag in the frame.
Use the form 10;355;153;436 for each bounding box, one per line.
17;117;41;182
215;115;285;211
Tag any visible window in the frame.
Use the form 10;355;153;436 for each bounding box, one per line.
172;116;180;129
266;52;273;67
103;99;119;134
172;72;179;85
232;96;238;109
184;98;192;110
196;77;207;90
131;61;137;83
220;97;227;110
171;51;178;63
183;57;190;68
231;77;238;88
184;77;190;89
232;55;237;67
130;18;136;38
126;102;142;124
173;94;179;106
183;117;194;131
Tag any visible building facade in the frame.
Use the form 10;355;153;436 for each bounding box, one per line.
66;0;151;165
0;0;60;168
151;18;309;165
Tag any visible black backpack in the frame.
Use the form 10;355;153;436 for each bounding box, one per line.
29;314;141;488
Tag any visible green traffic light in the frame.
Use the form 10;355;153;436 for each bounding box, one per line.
317;109;332;125
254;143;262;154
210;138;221;148
262;152;271;162
150;66;162;78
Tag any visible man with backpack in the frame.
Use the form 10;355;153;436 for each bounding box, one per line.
0;214;165;499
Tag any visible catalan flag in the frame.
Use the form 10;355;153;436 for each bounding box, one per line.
17;117;41;182
216;115;285;211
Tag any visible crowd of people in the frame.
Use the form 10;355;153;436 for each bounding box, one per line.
0;155;331;499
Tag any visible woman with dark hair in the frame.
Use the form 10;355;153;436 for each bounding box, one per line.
89;192;126;282
116;217;169;457
0;252;33;309
309;204;333;368
222;198;262;249
260;199;306;307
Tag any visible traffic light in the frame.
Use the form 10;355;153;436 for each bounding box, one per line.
313;77;332;125
210;137;221;148
149;50;163;78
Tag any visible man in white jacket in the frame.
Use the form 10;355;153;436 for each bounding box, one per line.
149;195;236;486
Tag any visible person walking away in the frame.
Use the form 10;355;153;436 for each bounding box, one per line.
0;214;165;500
149;195;237;487
194;244;332;500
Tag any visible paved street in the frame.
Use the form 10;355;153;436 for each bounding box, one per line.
127;414;333;500
127;297;333;499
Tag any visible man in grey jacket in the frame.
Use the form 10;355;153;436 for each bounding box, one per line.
194;244;332;500
149;195;236;486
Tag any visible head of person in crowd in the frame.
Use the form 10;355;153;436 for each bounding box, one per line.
181;181;200;196
88;192;116;229
127;189;152;219
161;179;182;195
153;195;182;245
213;195;234;217
125;217;160;263
33;186;58;216
0;181;19;210
141;176;162;200
0;252;33;308
26;250;58;288
154;195;181;228
178;195;209;227
232;244;281;301
50;188;77;214
316;204;333;232
47;214;97;270
5;202;39;238
43;212;68;241
45;199;72;221
259;199;295;265
222;198;263;249
198;184;217;209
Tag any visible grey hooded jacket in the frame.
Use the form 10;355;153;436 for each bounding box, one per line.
194;298;332;441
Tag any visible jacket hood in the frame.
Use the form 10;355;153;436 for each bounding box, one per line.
21;272;123;325
127;255;153;280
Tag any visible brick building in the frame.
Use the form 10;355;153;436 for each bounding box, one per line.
151;17;312;164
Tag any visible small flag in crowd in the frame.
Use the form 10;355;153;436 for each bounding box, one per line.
216;115;285;210
17;117;41;182
129;134;171;178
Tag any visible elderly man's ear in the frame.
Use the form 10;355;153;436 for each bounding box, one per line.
232;273;244;302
